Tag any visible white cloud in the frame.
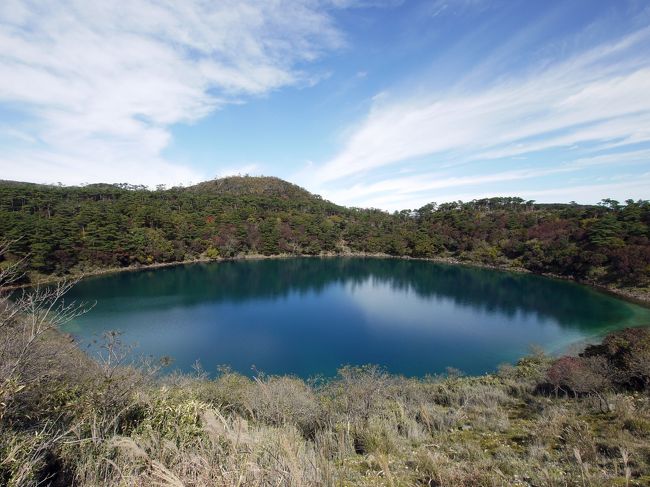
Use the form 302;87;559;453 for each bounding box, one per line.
313;148;650;211
426;0;490;18
305;26;650;208
322;166;571;205
471;174;650;208
349;173;650;212
0;0;344;186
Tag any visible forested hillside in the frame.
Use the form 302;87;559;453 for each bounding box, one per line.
0;176;649;288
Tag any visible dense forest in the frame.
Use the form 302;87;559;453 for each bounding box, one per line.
0;176;649;288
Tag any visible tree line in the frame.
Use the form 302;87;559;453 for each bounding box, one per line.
0;176;648;287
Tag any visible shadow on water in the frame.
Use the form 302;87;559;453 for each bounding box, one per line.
69;258;641;331
63;258;650;378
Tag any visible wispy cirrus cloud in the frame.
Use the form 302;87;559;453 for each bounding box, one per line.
0;0;345;186
305;25;650;209
425;0;491;18
436;173;650;209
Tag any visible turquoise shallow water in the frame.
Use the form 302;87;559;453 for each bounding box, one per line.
62;258;650;378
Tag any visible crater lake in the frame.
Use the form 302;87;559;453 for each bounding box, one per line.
62;258;650;378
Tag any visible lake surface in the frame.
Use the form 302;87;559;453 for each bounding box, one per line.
63;258;650;378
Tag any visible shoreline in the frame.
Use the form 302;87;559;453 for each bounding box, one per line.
3;251;649;307
7;253;650;382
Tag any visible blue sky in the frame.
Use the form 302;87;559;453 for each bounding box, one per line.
1;0;649;210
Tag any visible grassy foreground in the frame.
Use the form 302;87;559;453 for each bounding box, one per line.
2;320;650;486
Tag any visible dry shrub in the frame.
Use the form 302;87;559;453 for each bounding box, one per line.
583;327;650;390
352;416;400;456
195;368;254;415
247;375;321;438
544;355;611;398
559;418;598;465
323;365;394;424
409;450;502;487
414;402;455;434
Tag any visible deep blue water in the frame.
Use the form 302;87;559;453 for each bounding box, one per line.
62;258;650;378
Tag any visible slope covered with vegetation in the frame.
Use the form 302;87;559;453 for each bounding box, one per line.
2;283;650;486
1;176;649;293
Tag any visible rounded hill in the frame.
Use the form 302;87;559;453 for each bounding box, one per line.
188;176;318;201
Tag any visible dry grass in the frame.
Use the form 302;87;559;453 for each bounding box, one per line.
3;339;650;486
